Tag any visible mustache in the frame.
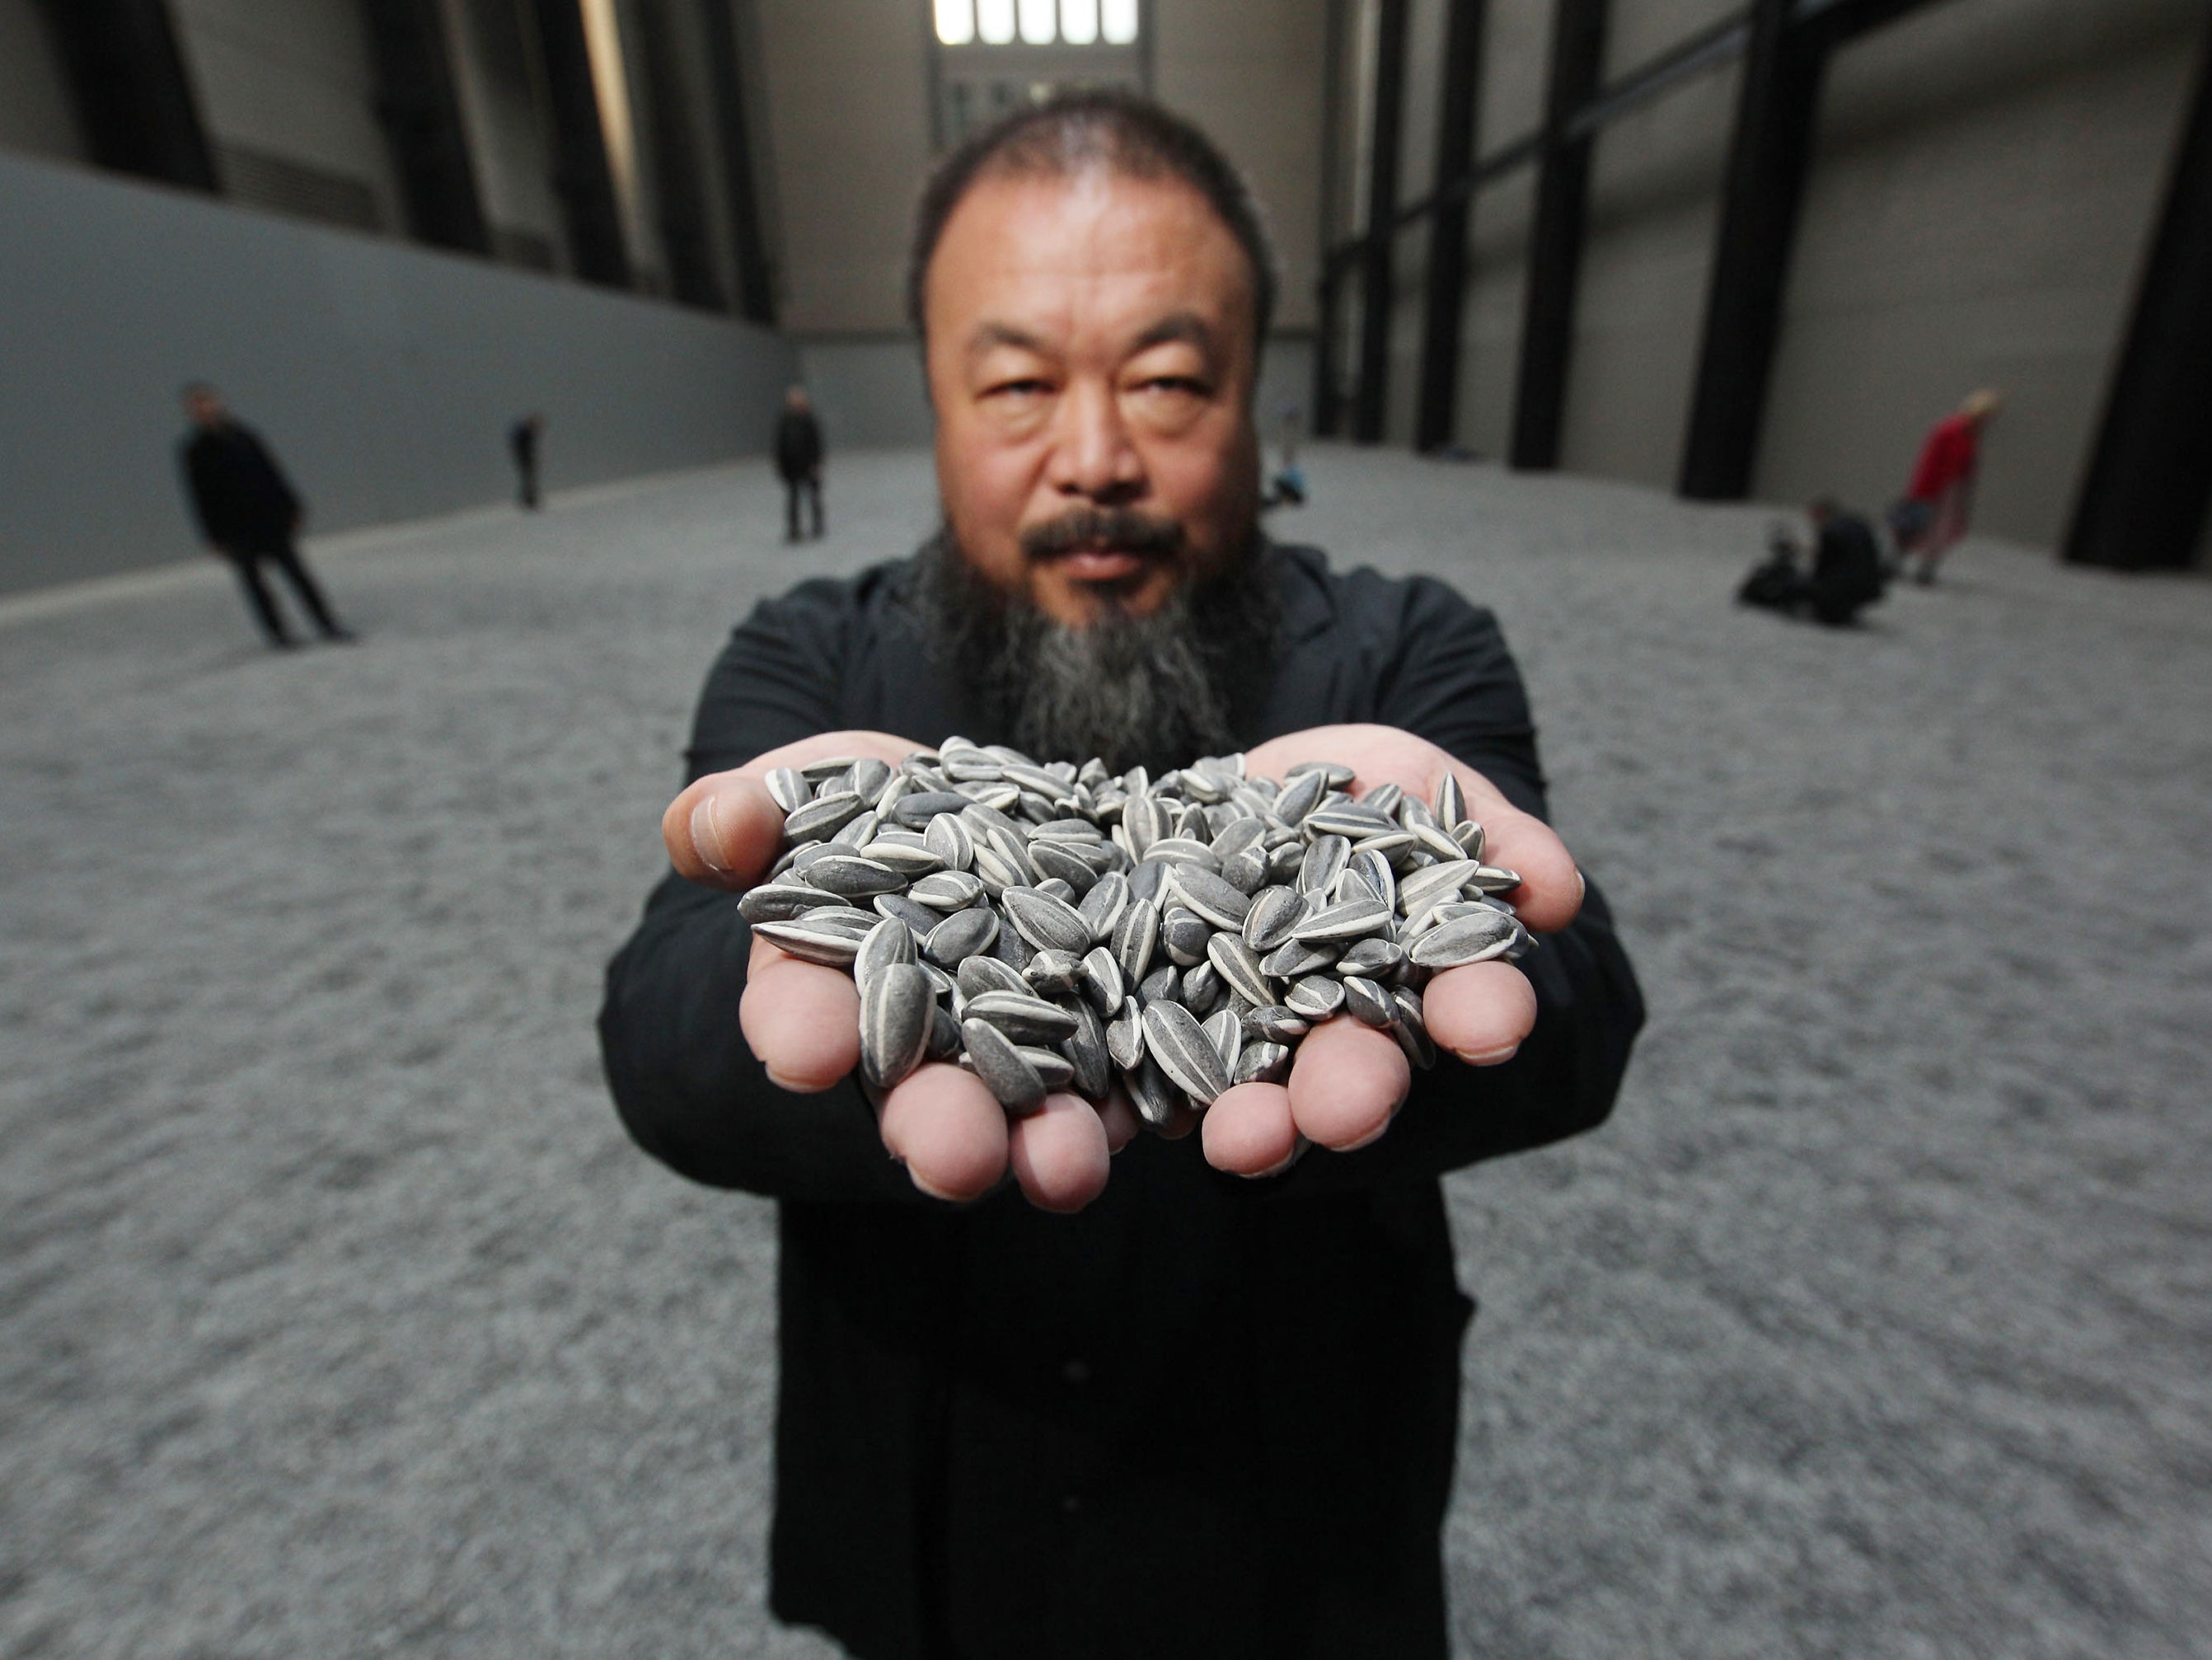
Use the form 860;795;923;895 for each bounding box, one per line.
1019;507;1186;562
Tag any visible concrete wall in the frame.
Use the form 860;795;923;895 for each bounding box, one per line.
1559;55;1735;490
1151;0;1333;334
1757;0;2203;545
753;0;935;331
1355;0;2205;546
0;149;796;595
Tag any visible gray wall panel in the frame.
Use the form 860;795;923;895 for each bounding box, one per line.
0;150;796;594
1759;0;2201;545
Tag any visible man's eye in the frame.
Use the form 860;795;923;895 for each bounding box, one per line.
986;378;1051;398
1136;376;1209;396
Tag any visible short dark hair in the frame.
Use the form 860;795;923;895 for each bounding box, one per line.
907;89;1277;347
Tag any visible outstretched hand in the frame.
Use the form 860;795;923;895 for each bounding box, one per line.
663;724;1581;1207
665;733;1125;1213
1199;724;1582;1179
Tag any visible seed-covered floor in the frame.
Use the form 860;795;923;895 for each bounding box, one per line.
3;449;2206;1658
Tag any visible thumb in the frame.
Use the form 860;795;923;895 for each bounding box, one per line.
663;773;789;889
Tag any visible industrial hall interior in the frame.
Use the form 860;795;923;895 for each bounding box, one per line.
2;0;2209;1657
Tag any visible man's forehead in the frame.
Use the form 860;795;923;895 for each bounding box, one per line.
926;170;1253;334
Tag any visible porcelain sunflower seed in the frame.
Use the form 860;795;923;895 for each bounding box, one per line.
764;767;811;813
924;905;999;966
1065;1001;1111;1098
737;883;832;926
910;870;985;910
1284;975;1346;1020
1106;996;1146;1071
1234;1040;1291;1086
860;963;932;1090
964;990;1082;1044
852;917;918;990
753;918;867;968
783;790;867;843
1342;974;1394;1027
1141;1001;1232;1104
1202;1007;1244;1076
1002;886;1093;954
1080;945;1125;1012
1077;870;1130;942
1206;932;1274;1009
1113;897;1159;982
962;1018;1047;1114
1407;910;1519;969
1242;1005;1310;1044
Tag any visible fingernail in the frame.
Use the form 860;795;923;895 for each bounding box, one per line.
691;794;730;871
1459;1042;1521;1067
1336;1119;1391;1152
1574;869;1586;907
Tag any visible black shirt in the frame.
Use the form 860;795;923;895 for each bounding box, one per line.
775;409;825;480
599;543;1644;1659
180;422;301;551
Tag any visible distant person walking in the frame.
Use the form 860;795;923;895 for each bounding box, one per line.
774;385;825;542
1891;389;2000;585
509;414;544;509
178;384;351;649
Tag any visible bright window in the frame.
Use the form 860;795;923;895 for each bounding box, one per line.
935;0;975;45
938;0;1137;45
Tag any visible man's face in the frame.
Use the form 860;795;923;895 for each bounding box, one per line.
185;391;224;429
923;167;1262;628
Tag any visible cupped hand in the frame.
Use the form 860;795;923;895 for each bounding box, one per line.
1202;724;1577;1178
666;732;1115;1212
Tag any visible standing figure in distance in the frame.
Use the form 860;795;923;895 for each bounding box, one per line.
177;383;351;649
774;385;825;542
509;413;544;510
1891;388;2000;585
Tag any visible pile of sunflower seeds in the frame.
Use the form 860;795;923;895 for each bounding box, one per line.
738;739;1535;1130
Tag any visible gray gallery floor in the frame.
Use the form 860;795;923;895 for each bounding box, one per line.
3;448;2207;1659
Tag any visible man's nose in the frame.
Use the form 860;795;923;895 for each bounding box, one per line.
1047;380;1143;503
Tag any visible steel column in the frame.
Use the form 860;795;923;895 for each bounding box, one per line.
1509;0;1607;470
35;0;218;192
1352;0;1411;443
525;0;631;288
359;0;491;256
699;0;776;323
2065;20;2212;571
635;0;726;310
1415;0;1487;452
1677;0;1824;499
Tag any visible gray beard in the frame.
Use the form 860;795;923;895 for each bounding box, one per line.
915;534;1281;776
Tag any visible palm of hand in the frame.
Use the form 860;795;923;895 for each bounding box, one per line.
666;725;1580;1210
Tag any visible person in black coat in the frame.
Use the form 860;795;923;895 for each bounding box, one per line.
178;385;349;647
774;385;825;541
601;93;1643;1659
508;413;543;510
1805;498;1887;626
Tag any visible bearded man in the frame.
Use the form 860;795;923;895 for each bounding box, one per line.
600;93;1643;1659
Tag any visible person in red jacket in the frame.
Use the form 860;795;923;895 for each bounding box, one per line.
1891;389;2000;585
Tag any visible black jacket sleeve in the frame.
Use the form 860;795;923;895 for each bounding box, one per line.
1244;574;1643;1198
598;580;928;1202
